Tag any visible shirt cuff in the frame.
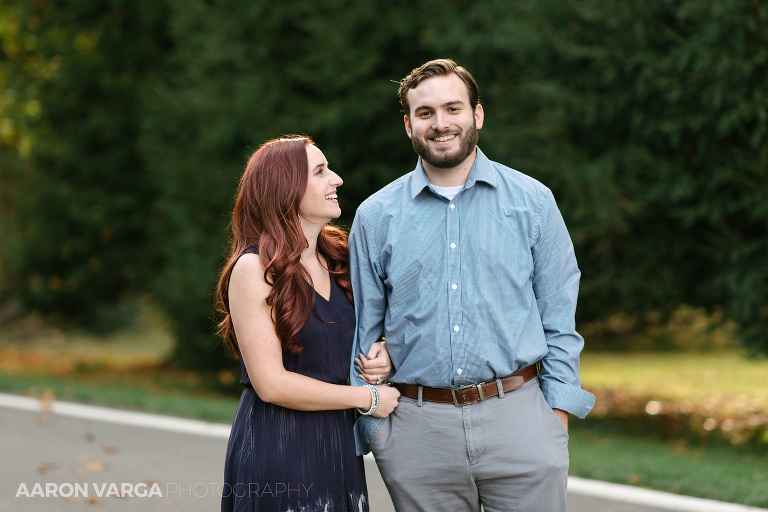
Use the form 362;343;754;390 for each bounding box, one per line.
353;415;383;456
539;379;595;419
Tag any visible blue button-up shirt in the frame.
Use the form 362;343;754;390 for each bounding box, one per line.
349;148;595;454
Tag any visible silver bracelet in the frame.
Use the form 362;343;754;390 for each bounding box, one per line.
357;384;380;416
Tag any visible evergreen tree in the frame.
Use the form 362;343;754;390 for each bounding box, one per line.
0;1;171;325
2;0;765;368
140;0;426;368
421;0;768;353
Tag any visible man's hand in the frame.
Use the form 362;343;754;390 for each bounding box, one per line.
553;408;569;432
355;341;392;384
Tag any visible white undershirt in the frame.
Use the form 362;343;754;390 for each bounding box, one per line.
430;184;464;201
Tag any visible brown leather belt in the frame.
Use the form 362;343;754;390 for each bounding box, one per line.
392;364;538;406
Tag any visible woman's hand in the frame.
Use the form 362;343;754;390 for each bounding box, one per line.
355;341;392;385
373;384;400;418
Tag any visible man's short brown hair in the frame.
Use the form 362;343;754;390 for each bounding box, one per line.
397;59;480;116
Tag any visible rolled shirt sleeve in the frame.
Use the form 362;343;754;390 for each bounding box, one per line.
532;189;595;418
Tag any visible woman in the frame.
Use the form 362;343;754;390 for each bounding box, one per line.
216;136;399;512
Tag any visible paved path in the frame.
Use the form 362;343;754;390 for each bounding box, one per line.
1;394;765;512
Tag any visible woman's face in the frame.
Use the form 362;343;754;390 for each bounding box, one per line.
298;144;343;225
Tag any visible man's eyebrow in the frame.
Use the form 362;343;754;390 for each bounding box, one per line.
414;100;465;111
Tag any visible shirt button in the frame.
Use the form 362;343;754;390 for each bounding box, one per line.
450;243;456;249
450;203;455;210
457;368;463;375
451;284;457;290
453;325;459;332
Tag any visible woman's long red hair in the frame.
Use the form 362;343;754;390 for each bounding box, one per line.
215;136;352;357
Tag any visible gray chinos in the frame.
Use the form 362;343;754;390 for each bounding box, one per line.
370;377;569;512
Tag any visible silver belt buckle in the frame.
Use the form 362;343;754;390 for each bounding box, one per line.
451;383;485;407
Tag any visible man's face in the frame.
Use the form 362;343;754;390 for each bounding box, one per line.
404;73;484;170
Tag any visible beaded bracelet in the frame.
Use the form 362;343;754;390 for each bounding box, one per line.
357;384;380;416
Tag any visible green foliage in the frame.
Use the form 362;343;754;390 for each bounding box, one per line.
1;0;766;368
139;0;428;368
414;0;768;354
522;0;768;355
0;1;170;325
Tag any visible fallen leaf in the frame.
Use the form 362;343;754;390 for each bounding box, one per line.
39;389;56;412
37;462;57;474
85;462;107;473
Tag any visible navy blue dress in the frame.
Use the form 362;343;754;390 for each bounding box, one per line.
222;249;367;512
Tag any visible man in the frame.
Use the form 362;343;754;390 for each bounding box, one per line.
349;59;595;512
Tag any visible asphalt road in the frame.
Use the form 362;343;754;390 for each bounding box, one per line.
0;399;760;512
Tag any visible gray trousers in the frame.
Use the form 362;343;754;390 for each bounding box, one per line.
370;377;569;512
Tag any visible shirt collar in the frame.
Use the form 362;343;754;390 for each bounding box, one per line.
410;146;498;200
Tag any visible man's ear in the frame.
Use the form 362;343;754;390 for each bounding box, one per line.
404;114;413;139
474;103;484;130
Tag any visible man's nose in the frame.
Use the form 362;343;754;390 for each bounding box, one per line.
432;112;450;131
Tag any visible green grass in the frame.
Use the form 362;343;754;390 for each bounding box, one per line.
581;351;768;401
581;351;768;447
571;350;768;507
570;421;768;507
0;311;241;422
0;372;239;423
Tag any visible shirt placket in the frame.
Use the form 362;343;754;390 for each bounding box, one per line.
446;199;463;386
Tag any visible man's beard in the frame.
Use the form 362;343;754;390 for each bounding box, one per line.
411;121;479;169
